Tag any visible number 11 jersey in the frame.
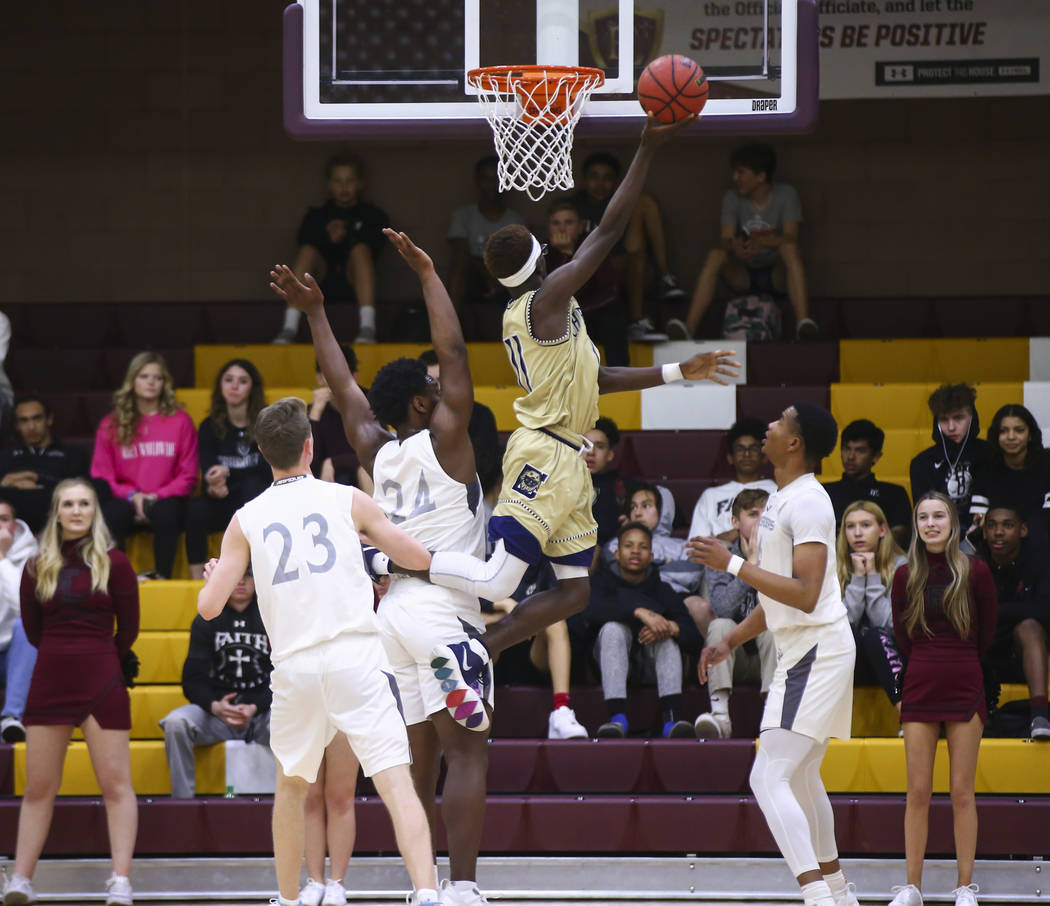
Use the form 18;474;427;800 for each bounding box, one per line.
237;474;377;663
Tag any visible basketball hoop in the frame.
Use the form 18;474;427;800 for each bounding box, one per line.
468;65;605;202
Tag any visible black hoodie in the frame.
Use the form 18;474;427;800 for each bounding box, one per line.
909;409;992;525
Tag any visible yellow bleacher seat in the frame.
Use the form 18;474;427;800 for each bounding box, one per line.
839;339;1030;384
72;685;189;742
13;740;225;796
126;533;221;580
175;387;311;428
138;580;205;631
831;383;1023;432
820;428;930;482
136;631;189;684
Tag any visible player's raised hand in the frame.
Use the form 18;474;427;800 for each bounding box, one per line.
269;264;325;315
640;111;698;148
383;228;435;275
680;349;741;385
686;536;732;571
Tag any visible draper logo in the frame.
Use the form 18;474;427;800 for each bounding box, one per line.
752;98;778;111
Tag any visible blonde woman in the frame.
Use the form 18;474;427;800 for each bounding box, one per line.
3;480;139;906
837;501;907;709
887;491;998;906
90;351;198;578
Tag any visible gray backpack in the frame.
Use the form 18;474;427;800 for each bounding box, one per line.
722;294;782;341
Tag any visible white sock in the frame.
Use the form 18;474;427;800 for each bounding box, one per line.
415;888;438;904
801;879;835;906
283;307;301;331
360;305;376;329
824;869;847;896
278;896;299;906
710;690;729;716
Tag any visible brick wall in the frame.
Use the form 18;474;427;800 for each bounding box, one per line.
1;1;1047;306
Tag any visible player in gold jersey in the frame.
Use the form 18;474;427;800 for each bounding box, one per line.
427;115;740;728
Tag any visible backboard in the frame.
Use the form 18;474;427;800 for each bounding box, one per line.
284;0;818;138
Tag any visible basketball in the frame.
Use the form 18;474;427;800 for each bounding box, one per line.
637;54;708;123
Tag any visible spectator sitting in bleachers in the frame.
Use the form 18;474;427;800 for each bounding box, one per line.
666;142;817;341
545;198;629;366
572;151;682;342
583;522;701;739
688;417;777;543
585;416;634;547
693;488;775;739
836;501;906;716
0;395;91;534
970;405;1050;545
274;151;388;345
604;482;705;598
0;500;38;742
446;154;527;341
6;479;139;906
909;383;993;534
160;566;272;797
91;351;198;579
420;348;502;501
974;502;1050;740
310;348;368;491
185;360;271;580
823;418;912;549
486;559;588;739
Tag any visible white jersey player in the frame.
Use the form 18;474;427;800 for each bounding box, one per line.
270;229;497;906
198;397;440;906
689;403;860;906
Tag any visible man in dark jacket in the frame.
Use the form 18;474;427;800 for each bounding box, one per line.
909;383;992;528
160;568;273;796
582;522;700;739
975;502;1050;739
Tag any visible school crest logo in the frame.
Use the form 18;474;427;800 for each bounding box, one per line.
512;463;549;500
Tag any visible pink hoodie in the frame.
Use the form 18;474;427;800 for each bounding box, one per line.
91;410;199;499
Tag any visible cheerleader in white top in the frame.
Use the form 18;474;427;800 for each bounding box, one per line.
688;403;860;906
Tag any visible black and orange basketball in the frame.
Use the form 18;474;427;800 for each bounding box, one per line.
637;55;708;123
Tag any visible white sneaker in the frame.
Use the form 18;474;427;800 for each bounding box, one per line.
356;324;376;344
664;317;691;340
104;874;133;906
627;318;668;342
440;879;489;906
322;879;347;906
300;878;326;906
888;883;923;906
2;872;36;906
548;705;587;739
834;881;861;906
407;889;441;906
952;883;979;906
693;711;731;739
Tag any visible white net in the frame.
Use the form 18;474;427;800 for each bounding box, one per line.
469;67;604;202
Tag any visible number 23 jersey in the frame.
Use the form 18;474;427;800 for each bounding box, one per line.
237;474;377;663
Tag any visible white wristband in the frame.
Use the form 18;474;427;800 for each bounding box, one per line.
661;362;684;384
727;554;745;577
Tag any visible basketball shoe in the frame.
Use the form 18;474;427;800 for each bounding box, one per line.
659;273;686;300
440;879;489;906
663;719;694;738
887;884;923;906
430;640;490;732
1;871;35;906
664;318;691;340
952;884;979;906
627;318;668;342
322;879;347;905
833;882;860;906
407;890;441;906
299;878;325;906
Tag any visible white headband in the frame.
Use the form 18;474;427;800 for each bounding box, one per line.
498;235;542;288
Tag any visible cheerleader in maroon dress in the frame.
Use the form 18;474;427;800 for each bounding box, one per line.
887;492;997;906
3;479;140;906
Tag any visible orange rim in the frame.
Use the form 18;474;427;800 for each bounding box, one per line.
469;65;604;121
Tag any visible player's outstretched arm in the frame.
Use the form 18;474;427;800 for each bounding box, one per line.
597;349;740;395
532;113;696;338
687;537;827;614
198;516;252;620
351;488;432;572
269;264;391;473
383;230;476;482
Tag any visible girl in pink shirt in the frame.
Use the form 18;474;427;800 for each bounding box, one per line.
91;351;198;578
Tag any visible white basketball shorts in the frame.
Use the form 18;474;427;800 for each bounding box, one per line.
377;576;493;726
761;615;856;743
269;632;410;781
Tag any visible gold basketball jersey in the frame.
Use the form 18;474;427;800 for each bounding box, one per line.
501;290;601;436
